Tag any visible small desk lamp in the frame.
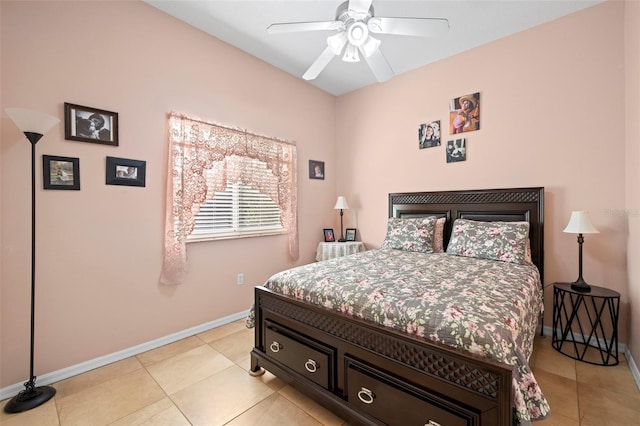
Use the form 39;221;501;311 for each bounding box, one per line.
4;108;60;413
563;210;599;293
334;196;349;242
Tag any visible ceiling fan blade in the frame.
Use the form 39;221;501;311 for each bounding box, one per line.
348;0;373;18
368;17;449;38
267;21;343;34
359;46;393;82
303;46;337;80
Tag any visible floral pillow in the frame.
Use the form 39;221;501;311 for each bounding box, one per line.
382;217;437;253
446;219;530;264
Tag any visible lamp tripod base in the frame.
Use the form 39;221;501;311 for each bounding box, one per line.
3;385;56;413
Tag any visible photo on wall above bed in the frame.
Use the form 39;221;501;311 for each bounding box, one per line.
446;139;466;163
418;120;441;149
449;92;480;134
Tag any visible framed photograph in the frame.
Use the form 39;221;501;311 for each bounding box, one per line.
64;102;118;146
345;228;357;241
106;156;146;187
309;160;325;180
43;155;80;190
446;139;467;163
449;92;480;134
323;228;335;242
418;120;441;149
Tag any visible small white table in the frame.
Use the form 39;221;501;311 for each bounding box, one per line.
315;241;366;261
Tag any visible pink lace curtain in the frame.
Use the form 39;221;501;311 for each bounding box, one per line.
161;112;298;285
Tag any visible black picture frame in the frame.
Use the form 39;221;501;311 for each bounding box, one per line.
43;155;80;190
64;102;119;146
323;228;335;242
106;156;146;187
309;160;325;180
345;228;357;241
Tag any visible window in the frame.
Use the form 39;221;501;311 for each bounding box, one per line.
188;182;284;241
161;113;298;285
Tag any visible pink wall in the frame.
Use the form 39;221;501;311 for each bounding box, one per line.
335;1;631;341
625;0;640;365
0;1;336;388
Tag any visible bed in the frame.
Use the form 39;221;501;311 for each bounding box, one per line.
249;187;547;425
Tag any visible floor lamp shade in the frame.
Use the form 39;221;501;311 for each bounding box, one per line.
4;108;60;414
563;210;599;292
334;196;349;242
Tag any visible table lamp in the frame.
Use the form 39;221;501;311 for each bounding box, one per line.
334;196;349;242
563;210;599;292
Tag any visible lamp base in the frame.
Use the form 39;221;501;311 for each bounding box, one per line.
571;280;591;293
338;238;346;242
3;385;56;413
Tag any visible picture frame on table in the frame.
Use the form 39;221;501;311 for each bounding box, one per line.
43;155;80;190
105;156;146;187
64;102;119;146
323;228;335;242
345;228;357;241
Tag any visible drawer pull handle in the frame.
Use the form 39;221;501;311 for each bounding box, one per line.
304;359;318;373
357;387;375;404
269;341;281;353
425;421;442;426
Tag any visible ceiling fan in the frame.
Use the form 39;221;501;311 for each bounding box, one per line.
267;0;449;82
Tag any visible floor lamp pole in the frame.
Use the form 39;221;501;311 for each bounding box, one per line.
4;131;57;413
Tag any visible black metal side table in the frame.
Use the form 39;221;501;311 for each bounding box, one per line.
552;282;620;366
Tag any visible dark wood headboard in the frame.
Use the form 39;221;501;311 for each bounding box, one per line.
388;187;545;283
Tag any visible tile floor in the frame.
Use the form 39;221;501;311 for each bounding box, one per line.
1;320;639;425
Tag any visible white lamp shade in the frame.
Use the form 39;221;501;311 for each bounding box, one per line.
563;211;599;234
334;196;349;210
5;108;60;135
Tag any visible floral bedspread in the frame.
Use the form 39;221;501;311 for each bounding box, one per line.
249;248;549;422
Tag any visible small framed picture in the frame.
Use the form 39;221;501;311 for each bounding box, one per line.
43;155;80;190
309;160;325;180
345;228;357;241
323;228;335;242
446;139;467;163
64;102;118;146
418;120;441;149
106;156;146;187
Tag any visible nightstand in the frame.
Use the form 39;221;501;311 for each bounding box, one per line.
315;241;365;261
552;282;620;366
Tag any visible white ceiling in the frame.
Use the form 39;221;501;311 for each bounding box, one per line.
144;0;603;96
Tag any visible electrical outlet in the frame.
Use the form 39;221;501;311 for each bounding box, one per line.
237;273;244;285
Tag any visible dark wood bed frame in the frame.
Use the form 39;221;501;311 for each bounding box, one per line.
250;187;544;426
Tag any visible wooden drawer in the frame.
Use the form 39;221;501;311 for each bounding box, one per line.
346;359;478;426
264;321;333;389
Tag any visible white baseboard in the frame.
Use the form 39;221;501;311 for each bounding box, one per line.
626;348;640;391
0;310;249;401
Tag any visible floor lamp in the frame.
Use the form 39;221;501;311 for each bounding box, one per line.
4;108;60;413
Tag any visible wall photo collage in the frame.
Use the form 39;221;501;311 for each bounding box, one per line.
418;92;480;164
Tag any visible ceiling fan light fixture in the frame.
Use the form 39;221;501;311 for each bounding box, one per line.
347;21;368;46
327;32;347;55
342;44;360;62
361;35;380;57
